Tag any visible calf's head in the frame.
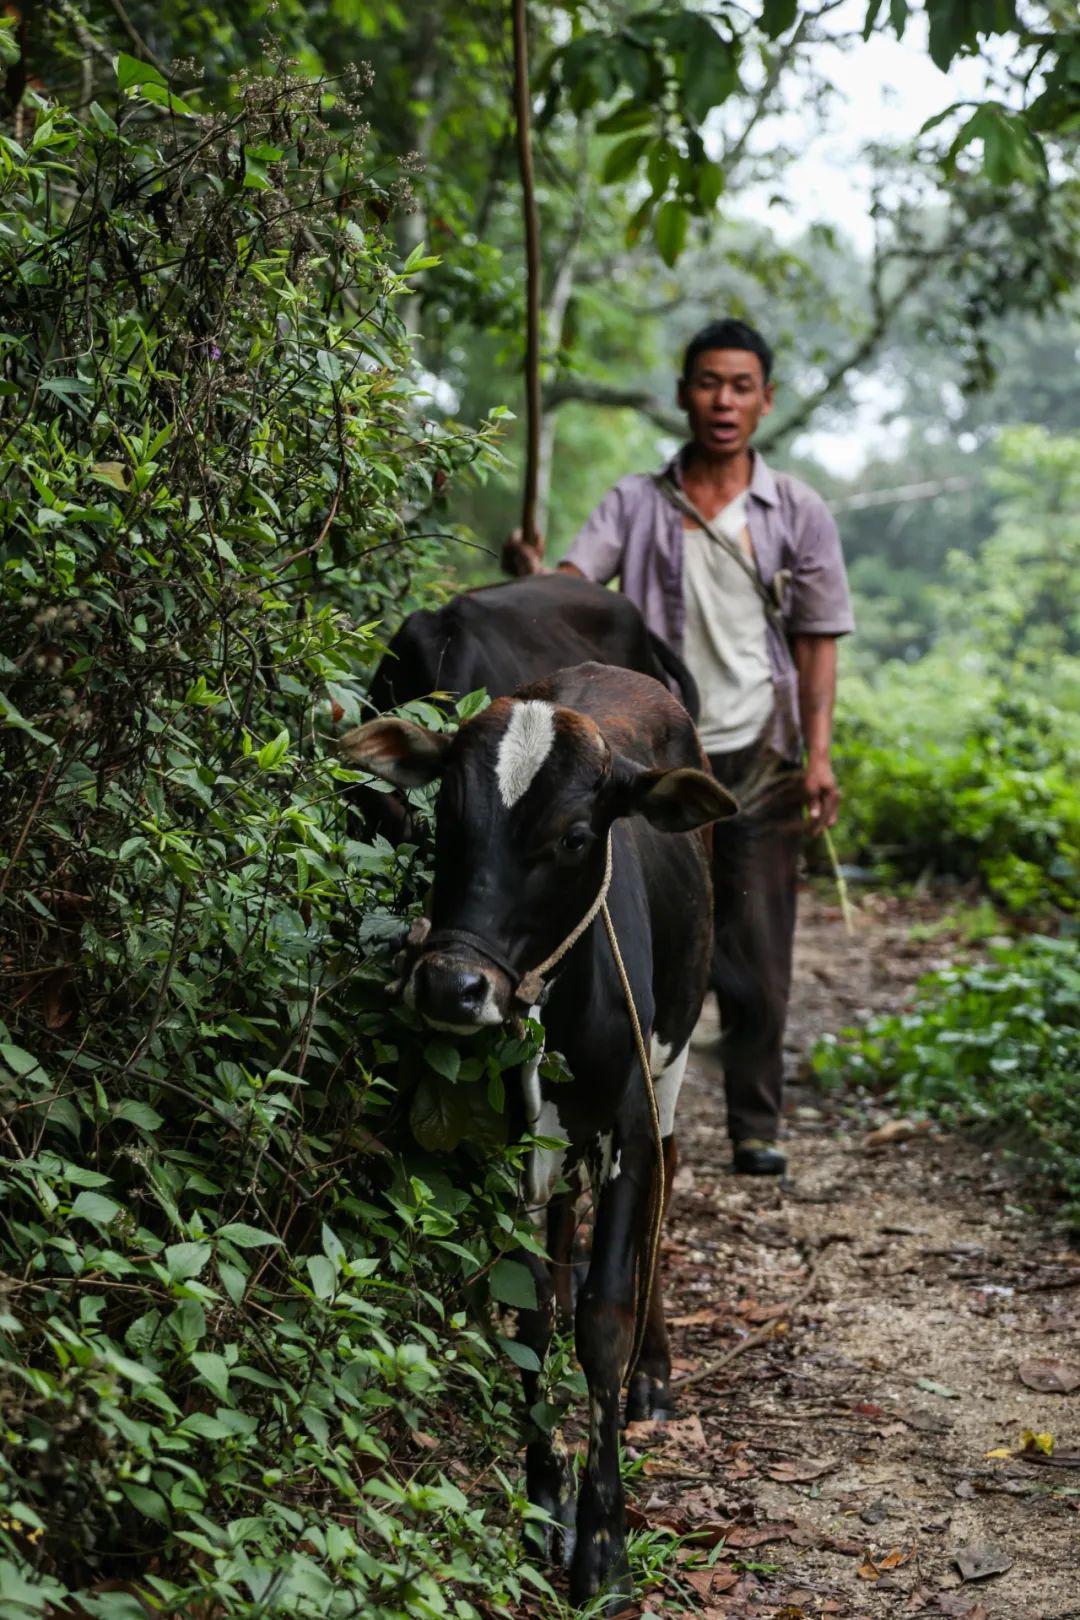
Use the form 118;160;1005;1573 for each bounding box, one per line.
342;697;735;1032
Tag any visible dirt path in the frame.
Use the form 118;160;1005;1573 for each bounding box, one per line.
629;891;1080;1620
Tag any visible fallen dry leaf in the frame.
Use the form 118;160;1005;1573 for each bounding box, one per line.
765;1457;836;1483
684;1567;739;1599
1018;1356;1080;1394
863;1117;929;1149
625;1413;706;1449
669;1309;723;1327
1021;1428;1054;1455
937;1594;990;1617
877;1545;915;1570
724;1520;796;1548
954;1541;1014;1581
857;1559;880;1582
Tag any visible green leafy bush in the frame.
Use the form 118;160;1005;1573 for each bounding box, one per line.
0;55;551;1620
832;671;1080;916
813;937;1080;1209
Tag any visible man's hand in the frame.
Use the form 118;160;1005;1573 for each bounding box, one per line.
804;753;840;833
501;526;546;577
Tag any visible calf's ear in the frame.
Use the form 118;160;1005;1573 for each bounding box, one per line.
340;717;451;788
621;764;738;832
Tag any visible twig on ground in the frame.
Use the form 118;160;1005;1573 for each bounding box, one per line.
671;1263;819;1393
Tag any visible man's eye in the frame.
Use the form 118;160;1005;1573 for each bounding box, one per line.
561;826;589;853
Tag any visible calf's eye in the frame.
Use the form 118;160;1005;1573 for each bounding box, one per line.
561;825;589;854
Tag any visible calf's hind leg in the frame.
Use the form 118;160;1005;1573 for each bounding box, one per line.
625;1132;678;1423
516;1250;576;1566
571;1137;653;1610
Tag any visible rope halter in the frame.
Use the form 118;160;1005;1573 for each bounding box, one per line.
388;831;614;1009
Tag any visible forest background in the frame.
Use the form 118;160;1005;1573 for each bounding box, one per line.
0;2;1077;1617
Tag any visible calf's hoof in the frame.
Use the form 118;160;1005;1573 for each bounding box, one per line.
524;1484;576;1568
570;1528;630;1610
624;1369;675;1424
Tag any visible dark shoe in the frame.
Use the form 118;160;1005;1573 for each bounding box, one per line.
732;1139;787;1177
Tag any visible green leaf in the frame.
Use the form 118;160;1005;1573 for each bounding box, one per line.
862;0;886;38
217;1261;247;1305
456;688;491;720
496;1333;541;1371
403;241;441;273
654;198;689;267
424;1039;461;1082
410;1077;471;1151
115;51;167;92
489;1258;538;1310
120;1482;170;1525
190;1350;230;1400
164;1242;213;1281
256;728;290;770
114;1099;163;1131
215;1222;282;1249
70;1190;122;1225
306;1254;337;1299
916;1376;959;1399
759;0;799;38
139;82;198;117
0;18;20;67
1;1043;47;1081
602;133;651;184
88;101;118;136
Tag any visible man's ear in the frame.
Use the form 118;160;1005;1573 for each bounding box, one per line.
340;717;451;789
616;760;738;833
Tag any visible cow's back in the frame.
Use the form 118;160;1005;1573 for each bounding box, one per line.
368;576;697;718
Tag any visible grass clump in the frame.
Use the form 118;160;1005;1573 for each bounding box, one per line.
813;936;1080;1211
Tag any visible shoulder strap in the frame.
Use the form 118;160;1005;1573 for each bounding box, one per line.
655;472;787;635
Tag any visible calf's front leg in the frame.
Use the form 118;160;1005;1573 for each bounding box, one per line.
570;1139;652;1610
516;1249;576;1566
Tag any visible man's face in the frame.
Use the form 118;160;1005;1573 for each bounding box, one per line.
677;347;774;457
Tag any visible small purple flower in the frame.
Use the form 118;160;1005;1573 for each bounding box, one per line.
209;343;222;361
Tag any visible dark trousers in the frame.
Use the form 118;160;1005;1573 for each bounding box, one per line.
707;741;803;1144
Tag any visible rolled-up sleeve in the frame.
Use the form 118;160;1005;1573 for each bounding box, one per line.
787;496;855;636
561;481;629;583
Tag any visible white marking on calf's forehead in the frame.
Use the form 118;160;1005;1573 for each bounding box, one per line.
495;700;556;808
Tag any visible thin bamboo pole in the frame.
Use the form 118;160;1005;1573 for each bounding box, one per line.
511;0;542;548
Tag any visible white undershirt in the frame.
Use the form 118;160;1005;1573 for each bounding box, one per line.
681;493;773;754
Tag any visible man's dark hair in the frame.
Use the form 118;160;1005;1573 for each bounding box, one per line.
682;319;773;384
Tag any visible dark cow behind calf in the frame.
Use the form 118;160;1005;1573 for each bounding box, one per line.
359;573;698;846
343;662;734;1608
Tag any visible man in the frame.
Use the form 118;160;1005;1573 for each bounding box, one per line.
508;318;854;1176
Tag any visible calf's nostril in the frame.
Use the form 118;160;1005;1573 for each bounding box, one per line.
413;957;500;1025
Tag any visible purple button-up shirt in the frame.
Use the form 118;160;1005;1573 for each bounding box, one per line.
562;447;854;758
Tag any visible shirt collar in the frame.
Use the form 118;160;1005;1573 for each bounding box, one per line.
664;444;778;508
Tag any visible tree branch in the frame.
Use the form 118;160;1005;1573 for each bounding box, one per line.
542;377;683;435
757;260;924;450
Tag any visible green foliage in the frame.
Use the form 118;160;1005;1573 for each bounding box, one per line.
834;674;1079;916
831;426;1080;918
813;936;1080;1209
0;55;553;1620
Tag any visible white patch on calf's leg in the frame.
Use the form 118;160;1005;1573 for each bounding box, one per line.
521;1010;567;1207
495;700;556;807
649;1040;688;1137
